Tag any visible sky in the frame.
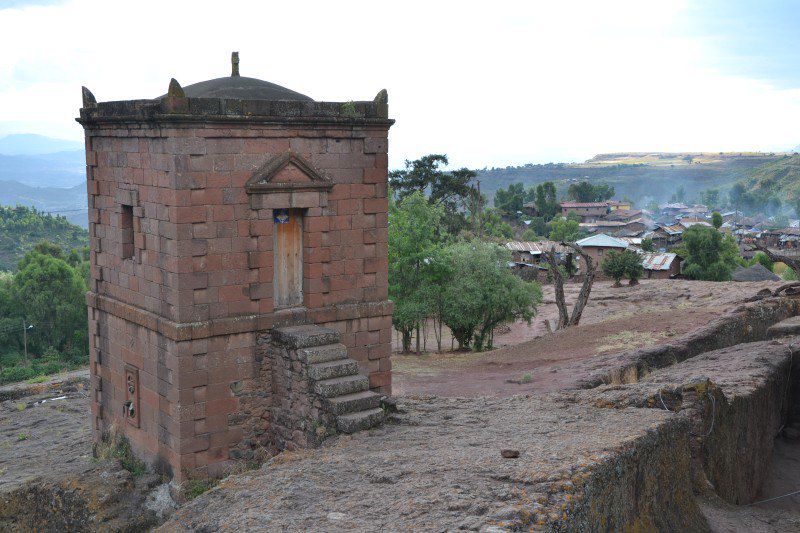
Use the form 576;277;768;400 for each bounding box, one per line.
1;0;799;169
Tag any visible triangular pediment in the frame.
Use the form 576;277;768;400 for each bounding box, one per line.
246;151;333;193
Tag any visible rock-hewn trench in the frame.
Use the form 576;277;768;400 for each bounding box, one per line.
160;295;800;532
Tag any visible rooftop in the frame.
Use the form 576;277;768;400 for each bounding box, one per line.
575;233;629;248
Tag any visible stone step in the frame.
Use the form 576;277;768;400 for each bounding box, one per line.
272;324;341;349
767;316;800;338
324;390;382;416
314;375;369;398
297;343;348;365
308;359;360;381
337;408;385;434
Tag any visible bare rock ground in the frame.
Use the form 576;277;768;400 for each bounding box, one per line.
161;396;696;532
0;372;171;531
393;280;785;397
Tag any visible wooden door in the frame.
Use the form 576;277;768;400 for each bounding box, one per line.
274;209;303;308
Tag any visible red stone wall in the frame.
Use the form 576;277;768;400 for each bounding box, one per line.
84;119;391;479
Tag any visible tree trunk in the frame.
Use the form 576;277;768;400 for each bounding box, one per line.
545;247;569;329
415;323;421;355
629;277;639;286
401;329;412;353
566;243;596;327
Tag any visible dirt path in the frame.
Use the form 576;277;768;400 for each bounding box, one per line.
393;279;784;397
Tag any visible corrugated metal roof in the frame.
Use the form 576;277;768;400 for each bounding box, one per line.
640;252;677;271
560;202;609;208
575;234;629;248
504;241;570;255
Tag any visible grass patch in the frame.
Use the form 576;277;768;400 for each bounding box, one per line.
94;426;147;478
16;433;28;441
24;375;50;384
183;477;219;500
521;372;533;384
595;330;666;354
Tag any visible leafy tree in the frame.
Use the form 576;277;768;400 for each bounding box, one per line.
388;192;445;352
521;228;540;241
494;183;528;218
389;154;478;234
752;251;774;272
11;249;88;355
479;209;514;239
701;188;720;208
681;225;736;281
525;217;548;238
441;242;541;351
601;250;627;287
548;217;581;242
729;182;746;208
567;181;614;203
601;249;643;287
640;238;654;252
534;182;558;220
711;211;723;229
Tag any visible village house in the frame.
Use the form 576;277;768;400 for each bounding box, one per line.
607;200;632;211
559;201;610;221
574;233;629;278
640;252;682;279
648;224;684;250
504;241;574;281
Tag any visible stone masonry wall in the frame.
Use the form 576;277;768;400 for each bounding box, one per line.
83;109;392;479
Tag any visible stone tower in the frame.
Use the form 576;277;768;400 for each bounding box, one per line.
78;54;393;480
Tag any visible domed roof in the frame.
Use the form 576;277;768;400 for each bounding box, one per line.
176;75;313;101
160;52;312;101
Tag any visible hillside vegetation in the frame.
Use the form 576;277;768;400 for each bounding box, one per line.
477;152;785;207
0;205;88;271
740;154;800;199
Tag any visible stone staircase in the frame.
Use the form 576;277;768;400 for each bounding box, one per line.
272;325;384;434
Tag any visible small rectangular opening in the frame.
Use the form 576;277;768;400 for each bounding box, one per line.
120;204;134;259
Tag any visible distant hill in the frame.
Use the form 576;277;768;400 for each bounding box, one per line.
0;205;88;271
0;180;87;228
0;151;85;187
477;152;784;207
0;134;83;156
740;154;800;200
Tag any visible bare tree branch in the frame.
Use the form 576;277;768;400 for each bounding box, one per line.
752;243;800;275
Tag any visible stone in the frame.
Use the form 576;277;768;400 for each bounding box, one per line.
500;449;520;459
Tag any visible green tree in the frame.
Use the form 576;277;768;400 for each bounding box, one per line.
11;249;88;355
521;228;540;241
601;250;627;287
623;250;644;285
567;181;614;203
388;192;445;352
711;211;723;229
494;183;527;218
601;249;643;287
534;181;558;220
389;155;478;234
681;225;736;281
548;217;581;242
640;238;654;252
441;242;541;351
752;251;774;272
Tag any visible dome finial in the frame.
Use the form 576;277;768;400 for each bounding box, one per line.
231;51;240;77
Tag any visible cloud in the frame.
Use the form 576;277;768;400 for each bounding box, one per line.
0;0;798;168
